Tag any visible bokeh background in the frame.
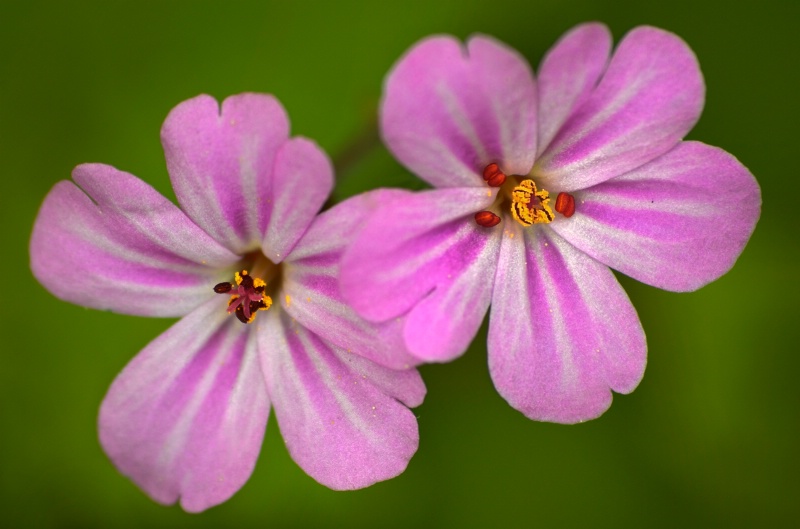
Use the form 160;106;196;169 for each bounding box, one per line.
2;1;798;527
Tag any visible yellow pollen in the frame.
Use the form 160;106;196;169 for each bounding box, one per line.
510;179;554;227
261;295;273;312
285;294;291;307
219;269;273;324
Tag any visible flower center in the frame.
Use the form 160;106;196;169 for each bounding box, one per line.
213;254;278;324
510;179;554;226
474;163;576;228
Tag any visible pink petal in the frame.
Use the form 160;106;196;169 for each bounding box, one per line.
549;141;761;291
259;137;333;262
339;188;499;362
534;26;705;191
30;164;239;316
258;310;424;489
381;34;537;188
283;194;420;370
162;94;331;257
488;225;646;424
536;22;612;155
402;226;499;362
98;297;270;512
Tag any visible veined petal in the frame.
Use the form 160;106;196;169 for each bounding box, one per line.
381;34;537;188
98;297;270;512
283;194;420;370
339;187;499;362
30;164;239;316
258;310;423;489
535;26;705;191
537;22;612;155
162;93;302;255
488;226;646;424
402;226;499;362
549;141;761;291
259;137;333;262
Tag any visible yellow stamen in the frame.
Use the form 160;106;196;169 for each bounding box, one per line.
510;179;554;227
261;295;273;311
219;269;273;324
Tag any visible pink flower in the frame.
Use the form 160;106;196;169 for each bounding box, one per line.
30;94;424;512
339;24;761;424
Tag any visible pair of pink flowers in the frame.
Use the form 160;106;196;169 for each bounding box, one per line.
30;23;760;512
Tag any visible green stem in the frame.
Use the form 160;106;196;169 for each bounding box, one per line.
331;116;381;178
324;114;381;210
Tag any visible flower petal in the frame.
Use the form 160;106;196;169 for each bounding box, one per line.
402;227;499;362
30;164;239;316
381;34;537;188
258;310;423;489
549;141;761;291
488;225;646;424
339;187;499;362
98;297;269;512
259;137;333;262
535;26;705;191
536;22;612;155
283;194;420;370
162;93;305;255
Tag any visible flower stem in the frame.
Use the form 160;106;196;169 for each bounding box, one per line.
325;110;381;210
331;114;381;179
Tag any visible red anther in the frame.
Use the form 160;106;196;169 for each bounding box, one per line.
475;211;501;227
216;269;271;324
487;173;506;187
213;282;233;293
555;192;575;218
483;163;500;181
482;163;506;187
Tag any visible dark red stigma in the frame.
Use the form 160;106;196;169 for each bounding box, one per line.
213;270;272;324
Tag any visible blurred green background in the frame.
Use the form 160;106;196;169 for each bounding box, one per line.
2;0;798;527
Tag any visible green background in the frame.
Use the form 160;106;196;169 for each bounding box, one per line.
2;1;798;527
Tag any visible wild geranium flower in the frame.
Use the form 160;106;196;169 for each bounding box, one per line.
339;24;761;424
30;93;424;512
